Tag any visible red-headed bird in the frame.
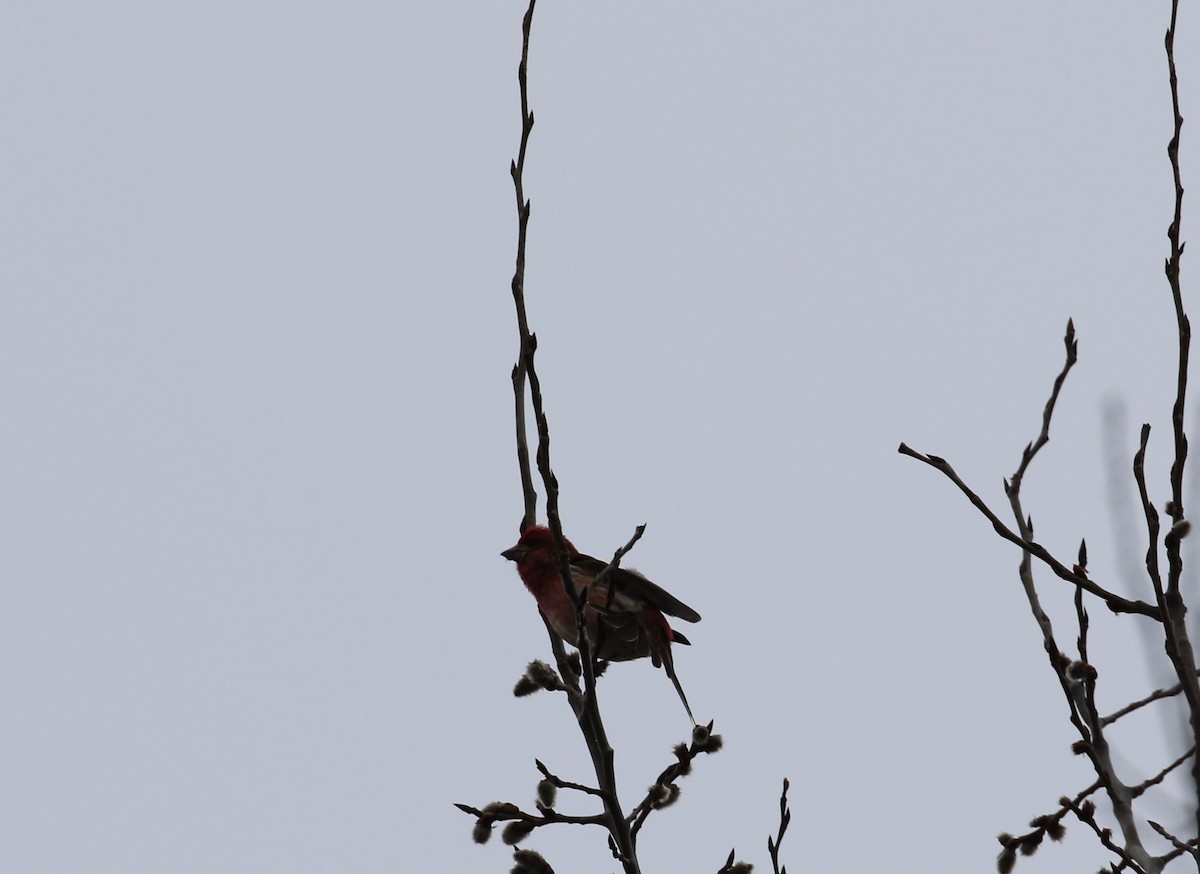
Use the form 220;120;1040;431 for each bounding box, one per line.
501;525;700;722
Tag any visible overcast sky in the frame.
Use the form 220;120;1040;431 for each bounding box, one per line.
3;2;1199;872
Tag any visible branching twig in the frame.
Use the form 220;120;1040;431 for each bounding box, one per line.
497;3;641;870
996;780;1099;870
1159;2;1200;853
1062;798;1149;874
455;800;606;840
1147;820;1198;864
897;439;1159;618
906;5;1196;873
767;778;791;874
627;723;723;836
534;759;605;799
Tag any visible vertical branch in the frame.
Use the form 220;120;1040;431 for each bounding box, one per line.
1165;0;1190;535
999;328;1153;868
509;0;539;533
528;364;642;873
1160;3;1200;856
503;4;639;870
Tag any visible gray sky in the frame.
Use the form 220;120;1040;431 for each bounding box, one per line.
3;2;1197;872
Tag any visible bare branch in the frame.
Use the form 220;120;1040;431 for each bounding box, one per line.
767;778;791;874
535;759;605;799
509;0;539;533
1062;797;1150;874
1009;318;1078;494
997;781;1099;869
1160;2;1200;851
1131;745;1196;799
1147;820;1198;863
1102;675;1198;727
898;442;1159;618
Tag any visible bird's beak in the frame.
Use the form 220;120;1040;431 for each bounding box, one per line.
501;544;528;562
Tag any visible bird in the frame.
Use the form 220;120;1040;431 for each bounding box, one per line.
502;524;700;722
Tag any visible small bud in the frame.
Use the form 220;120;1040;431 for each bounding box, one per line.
502;820;535;845
1066;660;1096;683
997;846;1017;874
1081;800;1096;818
473;819;493;844
699;732;724;754
997;833;1015;846
514;676;539;697
1046;820;1065;841
536;778;557;808
650;782;681;809
692;723;710;746
526;660;560;691
1019;834;1040;855
512;848;555;874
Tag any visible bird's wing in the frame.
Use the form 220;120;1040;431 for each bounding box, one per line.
572;553;702;623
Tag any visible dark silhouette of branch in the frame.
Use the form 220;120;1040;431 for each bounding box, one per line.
1159;1;1200;852
498;3;642;868
1148;820;1198;865
465;5;731;872
1104;677;1199;727
509;0;538;534
1062;796;1150;874
715;848;753;874
898;435;1159;618
1132;745;1197;800
626;722;722;837
996;780;1098;871
767;778;791;874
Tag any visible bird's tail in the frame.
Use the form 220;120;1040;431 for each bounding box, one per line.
661;648;696;725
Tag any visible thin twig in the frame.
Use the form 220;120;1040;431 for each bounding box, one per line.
1062;797;1149;874
1102;676;1196;727
767;778;791;874
455;800;605;830
1147;820;1198;862
897;442;1159;618
1009;319;1079;494
997;780;1100;865
1131;745;1196;799
535;759;605;798
628;723;722;836
509;0;539;533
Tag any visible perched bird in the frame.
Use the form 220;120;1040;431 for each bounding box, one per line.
501;524;701;722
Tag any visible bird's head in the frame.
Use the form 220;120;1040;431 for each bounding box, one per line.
501;524;577;564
